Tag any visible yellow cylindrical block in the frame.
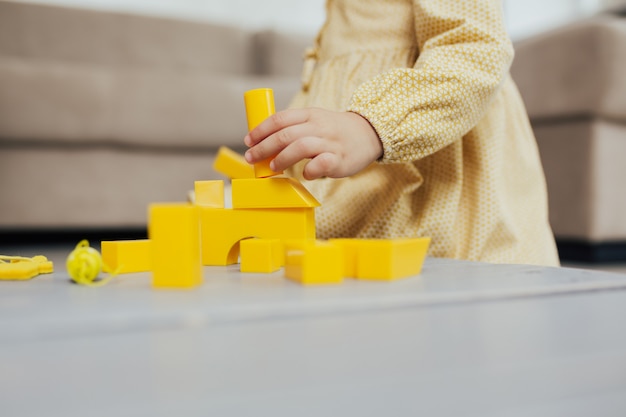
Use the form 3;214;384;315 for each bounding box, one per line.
244;88;275;131
244;88;282;177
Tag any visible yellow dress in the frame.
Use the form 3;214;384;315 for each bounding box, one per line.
289;0;560;266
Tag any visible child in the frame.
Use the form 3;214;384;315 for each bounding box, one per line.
244;0;560;266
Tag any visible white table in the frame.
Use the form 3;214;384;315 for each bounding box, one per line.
2;245;626;416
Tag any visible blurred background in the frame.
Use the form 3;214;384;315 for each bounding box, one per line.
11;0;626;37
1;0;626;268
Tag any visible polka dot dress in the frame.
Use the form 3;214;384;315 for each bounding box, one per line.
288;0;560;266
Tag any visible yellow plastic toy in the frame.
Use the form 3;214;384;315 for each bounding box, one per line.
101;239;152;274
0;254;53;280
351;238;431;280
200;207;315;265
194;180;225;208
240;238;283;273
149;203;202;289
213;146;255;179
66;240;117;286
284;240;343;285
244;88;282;178
231;177;320;209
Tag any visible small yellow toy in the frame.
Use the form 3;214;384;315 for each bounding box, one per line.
213;146;255;179
101;239;152;274
66;240;117;286
0;254;53;280
284;240;343;285
240;238;284;273
149;203;202;289
244;88;282;178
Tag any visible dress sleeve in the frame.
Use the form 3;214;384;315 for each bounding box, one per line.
346;0;514;163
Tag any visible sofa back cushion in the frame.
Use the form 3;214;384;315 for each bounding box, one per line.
0;1;254;75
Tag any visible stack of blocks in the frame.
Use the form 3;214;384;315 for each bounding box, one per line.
100;88;431;288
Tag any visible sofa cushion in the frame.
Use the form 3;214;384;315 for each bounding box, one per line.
0;145;221;228
511;13;626;121
0;55;300;147
0;1;305;149
0;1;254;75
534;119;626;241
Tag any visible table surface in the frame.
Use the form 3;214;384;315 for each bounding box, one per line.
2;245;626;417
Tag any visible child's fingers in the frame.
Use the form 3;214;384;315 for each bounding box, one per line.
270;136;330;172
246;108;311;146
245;123;311;163
302;152;342;180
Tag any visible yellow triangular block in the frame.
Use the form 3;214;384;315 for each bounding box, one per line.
231;178;320;209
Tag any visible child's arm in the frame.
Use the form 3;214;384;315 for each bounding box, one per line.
245;0;513;178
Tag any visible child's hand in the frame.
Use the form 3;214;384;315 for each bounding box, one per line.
244;108;383;180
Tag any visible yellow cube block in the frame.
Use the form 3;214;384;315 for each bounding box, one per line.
355;238;431;280
149;203;202;289
101;239;152;273
194;180;224;208
240;238;283;273
284;240;343;286
213;146;255;179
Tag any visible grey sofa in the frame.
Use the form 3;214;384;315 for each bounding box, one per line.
511;11;626;260
0;0;311;229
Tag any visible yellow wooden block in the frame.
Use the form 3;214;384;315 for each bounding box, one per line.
200;207;315;265
284;240;343;285
0;255;53;280
101;239;152;274
231;178;320;209
244;88;283;178
240;238;283;273
194;180;224;208
149;203;202;289
355;238;431;280
213;146;255;179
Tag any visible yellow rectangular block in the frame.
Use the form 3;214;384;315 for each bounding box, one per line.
244;88;283;178
231;178;320;209
149;203;202;289
194;180;224;207
284;240;343;286
240;238;283;273
200;207;316;266
101;239;152;273
356;238;431;280
213;146;255;179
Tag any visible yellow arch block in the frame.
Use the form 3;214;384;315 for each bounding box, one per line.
200;207;315;265
231;178;320;209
